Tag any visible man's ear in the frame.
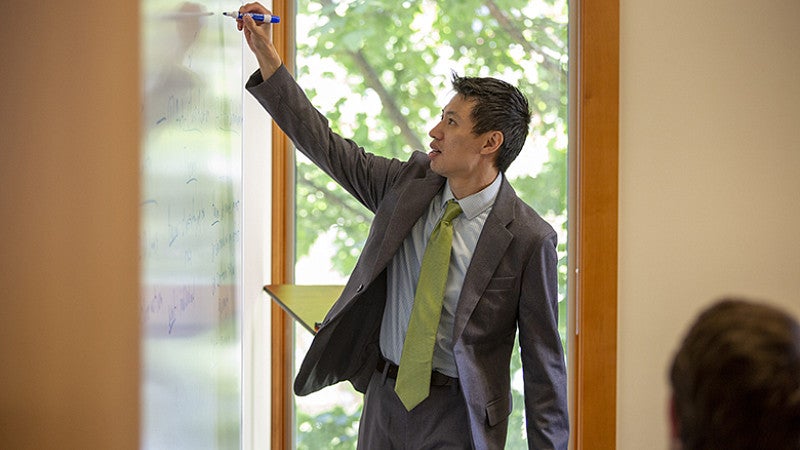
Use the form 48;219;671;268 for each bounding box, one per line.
669;394;681;440
481;130;504;155
669;395;685;449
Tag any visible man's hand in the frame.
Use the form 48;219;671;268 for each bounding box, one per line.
236;2;283;79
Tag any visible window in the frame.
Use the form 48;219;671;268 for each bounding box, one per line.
291;0;567;448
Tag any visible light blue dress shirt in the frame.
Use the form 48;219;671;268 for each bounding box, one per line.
380;174;502;377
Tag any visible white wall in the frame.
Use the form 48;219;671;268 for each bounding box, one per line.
618;0;800;448
242;48;273;450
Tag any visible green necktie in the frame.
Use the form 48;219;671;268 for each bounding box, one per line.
395;199;463;411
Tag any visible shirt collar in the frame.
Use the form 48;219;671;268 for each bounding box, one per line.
442;174;503;220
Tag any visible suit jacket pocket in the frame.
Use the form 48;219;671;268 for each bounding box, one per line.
484;276;515;293
485;393;512;427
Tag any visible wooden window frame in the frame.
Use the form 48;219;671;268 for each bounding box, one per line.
269;1;296;448
570;1;619;448
269;1;618;448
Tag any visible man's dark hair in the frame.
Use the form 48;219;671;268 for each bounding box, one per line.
451;73;531;173
670;298;800;450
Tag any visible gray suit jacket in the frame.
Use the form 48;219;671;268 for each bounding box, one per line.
247;66;568;450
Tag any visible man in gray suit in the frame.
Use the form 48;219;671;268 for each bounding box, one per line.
236;3;568;448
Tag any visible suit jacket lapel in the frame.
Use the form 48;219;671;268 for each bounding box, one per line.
370;172;446;278
452;178;515;342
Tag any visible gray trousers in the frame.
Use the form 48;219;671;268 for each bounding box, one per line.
357;367;473;449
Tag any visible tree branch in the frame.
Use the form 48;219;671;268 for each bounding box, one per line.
348;49;427;151
317;0;426;152
297;171;368;217
485;0;566;77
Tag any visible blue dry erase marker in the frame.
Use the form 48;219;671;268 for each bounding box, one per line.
222;11;280;23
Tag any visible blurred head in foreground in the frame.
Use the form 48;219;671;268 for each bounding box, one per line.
669;298;800;450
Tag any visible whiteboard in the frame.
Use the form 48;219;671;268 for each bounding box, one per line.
140;1;242;448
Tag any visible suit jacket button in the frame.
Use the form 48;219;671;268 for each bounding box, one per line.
356;284;364;292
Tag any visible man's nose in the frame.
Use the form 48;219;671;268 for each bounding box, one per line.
428;122;441;139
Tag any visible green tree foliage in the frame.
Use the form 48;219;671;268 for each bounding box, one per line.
294;0;568;446
296;405;362;450
296;0;567;282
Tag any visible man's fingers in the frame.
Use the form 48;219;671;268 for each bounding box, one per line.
242;15;260;34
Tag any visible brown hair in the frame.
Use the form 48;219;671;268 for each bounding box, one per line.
450;73;531;173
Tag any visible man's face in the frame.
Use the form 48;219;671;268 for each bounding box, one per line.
427;94;494;183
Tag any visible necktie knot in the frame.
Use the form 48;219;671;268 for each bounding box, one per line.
440;200;462;225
